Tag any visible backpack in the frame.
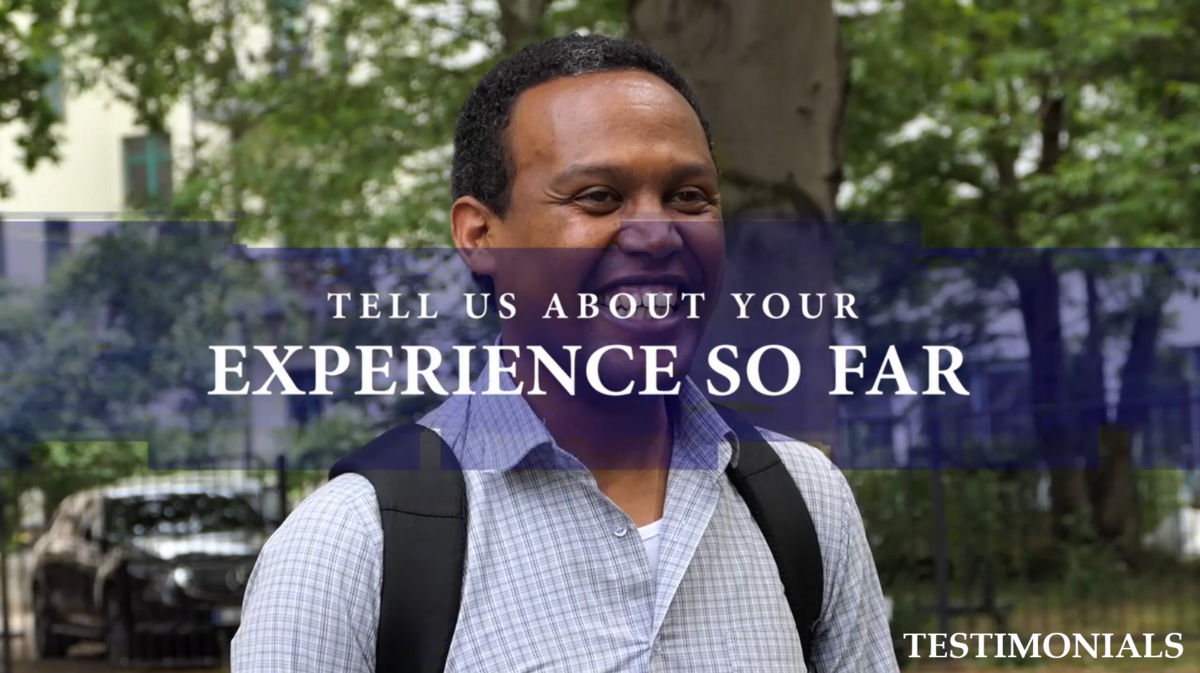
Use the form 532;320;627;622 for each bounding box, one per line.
328;404;824;673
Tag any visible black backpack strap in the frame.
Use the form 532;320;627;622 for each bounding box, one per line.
329;424;466;673
714;404;825;671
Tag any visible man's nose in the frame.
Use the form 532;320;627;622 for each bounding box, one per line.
616;217;684;259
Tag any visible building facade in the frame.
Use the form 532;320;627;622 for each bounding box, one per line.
0;57;301;464
0;64;192;284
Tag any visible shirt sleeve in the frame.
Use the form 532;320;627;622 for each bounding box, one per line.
810;469;899;672
231;474;382;673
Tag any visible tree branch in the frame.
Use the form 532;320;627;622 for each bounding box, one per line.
498;0;551;54
1036;84;1066;175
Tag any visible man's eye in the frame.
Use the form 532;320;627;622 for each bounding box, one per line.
673;190;712;205
577;191;619;204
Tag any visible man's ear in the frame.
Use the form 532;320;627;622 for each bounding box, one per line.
451;196;498;278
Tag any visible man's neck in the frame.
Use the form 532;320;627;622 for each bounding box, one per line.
502;347;674;525
509;358;674;470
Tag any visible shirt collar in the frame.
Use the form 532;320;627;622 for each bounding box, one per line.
416;338;742;472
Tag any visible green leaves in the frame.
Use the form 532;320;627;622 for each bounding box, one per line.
0;222;251;458
843;0;1200;248
68;0;217;131
5;0;639;462
3;0;625;244
0;2;64;195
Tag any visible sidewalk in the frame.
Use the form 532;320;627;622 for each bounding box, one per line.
13;662;215;673
6;636;222;672
12;653;220;673
11;653;219;673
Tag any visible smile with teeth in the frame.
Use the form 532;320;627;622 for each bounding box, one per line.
600;284;680;320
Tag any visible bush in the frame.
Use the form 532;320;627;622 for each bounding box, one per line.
285;405;383;470
888;599;930;669
848;463;1194;589
1138;469;1187;534
846;468;1049;585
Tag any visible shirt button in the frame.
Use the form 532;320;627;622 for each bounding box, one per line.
653;638;663;652
613;525;628;537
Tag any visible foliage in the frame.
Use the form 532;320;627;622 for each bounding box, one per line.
0;222;278;546
262;406;382;500
848;465;1192;587
0;0;62;197
0;221;270;477
4;0;627;245
2;2;624;483
888;597;930;669
26;440;150;501
850;468;1044;584
838;0;1200;388
1138;469;1187;537
0;0;612;245
3;440;152;544
833;222;1011;402
839;0;1200;539
838;0;1200;366
283;405;386;471
841;0;1200;248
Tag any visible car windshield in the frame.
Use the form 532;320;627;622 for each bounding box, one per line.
106;492;263;538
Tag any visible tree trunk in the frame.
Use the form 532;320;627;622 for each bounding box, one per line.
1010;253;1090;539
1098;258;1174;558
629;0;848;450
499;0;552;54
1080;269;1108;510
1114;263;1172;431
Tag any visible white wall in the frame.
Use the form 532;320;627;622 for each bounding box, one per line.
0;75;200;285
0;75;203;211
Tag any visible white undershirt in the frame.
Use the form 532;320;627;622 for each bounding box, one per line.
638;519;663;576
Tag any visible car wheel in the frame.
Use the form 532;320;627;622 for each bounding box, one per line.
33;586;70;660
106;593;133;667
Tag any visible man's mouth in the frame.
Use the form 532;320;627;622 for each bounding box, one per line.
599;284;682;320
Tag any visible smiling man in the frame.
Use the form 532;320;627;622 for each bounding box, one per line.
232;33;896;673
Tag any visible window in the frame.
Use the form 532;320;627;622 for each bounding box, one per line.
287;368;323;427
123;134;173;209
106;493;263;538
44;220;70;273
42;52;65;119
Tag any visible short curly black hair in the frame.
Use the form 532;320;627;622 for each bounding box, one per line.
451;33;715;296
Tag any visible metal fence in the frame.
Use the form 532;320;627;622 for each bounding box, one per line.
851;468;1200;644
2;425;1197;669
843;395;1200;660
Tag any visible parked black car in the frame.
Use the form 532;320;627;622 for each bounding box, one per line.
29;475;268;665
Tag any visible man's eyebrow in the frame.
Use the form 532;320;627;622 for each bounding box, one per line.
550;161;719;186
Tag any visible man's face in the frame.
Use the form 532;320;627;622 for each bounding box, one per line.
463;70;725;395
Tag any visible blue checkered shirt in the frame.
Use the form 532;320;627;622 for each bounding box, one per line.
231;369;897;672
